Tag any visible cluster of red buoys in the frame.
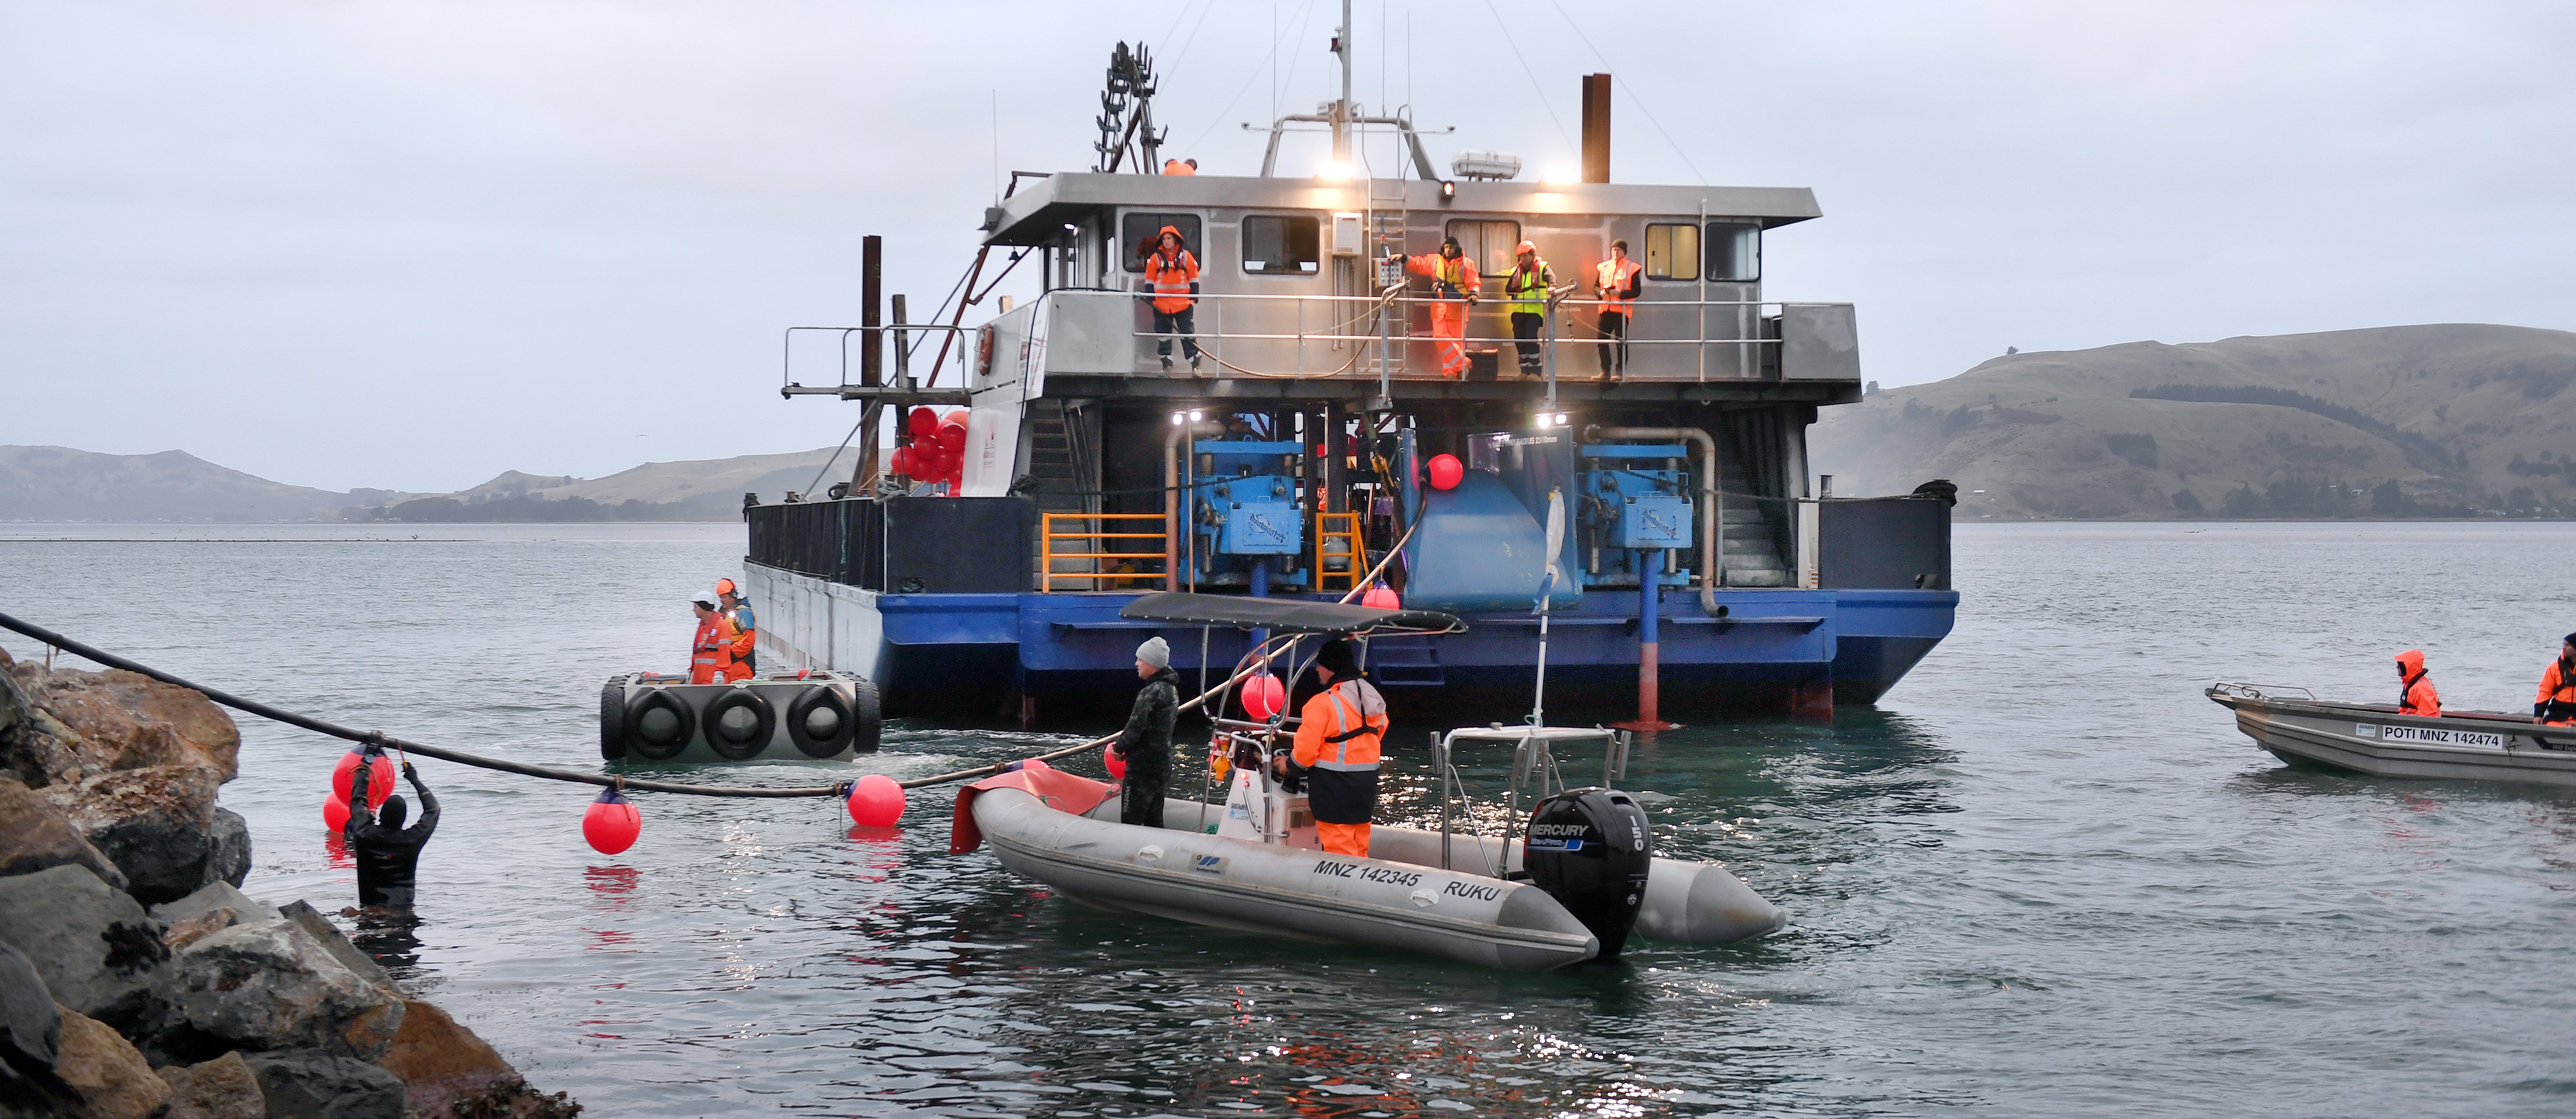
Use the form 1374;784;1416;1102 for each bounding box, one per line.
891;406;973;492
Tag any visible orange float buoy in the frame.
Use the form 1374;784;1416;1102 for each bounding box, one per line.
1361;583;1400;611
1104;745;1127;780
583;788;642;855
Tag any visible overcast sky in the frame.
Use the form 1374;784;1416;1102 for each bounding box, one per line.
6;1;2572;493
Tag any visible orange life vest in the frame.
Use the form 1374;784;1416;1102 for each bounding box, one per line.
2538;659;2576;725
1145;230;1198;314
1596;256;1641;315
690;617;733;685
1403;252;1480;302
2395;649;2439;716
1293;679;1386;771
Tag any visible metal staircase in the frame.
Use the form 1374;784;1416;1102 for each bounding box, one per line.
1715;459;1792;588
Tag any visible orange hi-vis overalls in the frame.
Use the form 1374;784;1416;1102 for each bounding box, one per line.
2395;649;2440;716
720;614;753;683
1404;252;1481;378
690;616;734;685
2537;657;2576;725
1292;677;1387;857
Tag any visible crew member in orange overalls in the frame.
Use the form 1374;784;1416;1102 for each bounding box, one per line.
689;600;734;685
2395;649;2441;716
1396;236;1481;378
1144;226;1203;375
1593;238;1643;381
716;578;756;681
2536;633;2576;725
1280;639;1386;857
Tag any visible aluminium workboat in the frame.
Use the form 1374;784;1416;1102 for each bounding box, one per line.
2207;682;2576;785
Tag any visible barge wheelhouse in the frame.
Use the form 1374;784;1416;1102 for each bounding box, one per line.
742;48;1955;724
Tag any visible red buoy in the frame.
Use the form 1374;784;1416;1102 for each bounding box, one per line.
890;445;914;476
322;792;351;832
1361;583;1401;611
1244;672;1286;722
583;788;642;855
846;774;905;827
907;406;939;438
1427;453;1464;491
1103;745;1127;780
330;750;396;808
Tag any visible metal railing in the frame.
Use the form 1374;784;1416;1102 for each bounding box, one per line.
1041;512;1170;592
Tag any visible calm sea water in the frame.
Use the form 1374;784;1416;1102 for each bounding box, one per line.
5;520;2574;1117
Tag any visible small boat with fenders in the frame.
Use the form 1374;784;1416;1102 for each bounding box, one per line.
2206;681;2576;785
950;593;1783;969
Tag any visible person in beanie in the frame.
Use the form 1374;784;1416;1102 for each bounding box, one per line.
1111;636;1181;827
1278;639;1386;856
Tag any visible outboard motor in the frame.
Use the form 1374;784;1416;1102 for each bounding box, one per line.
1523;788;1653;959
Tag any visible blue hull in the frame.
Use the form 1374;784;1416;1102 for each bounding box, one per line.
747;563;1955;719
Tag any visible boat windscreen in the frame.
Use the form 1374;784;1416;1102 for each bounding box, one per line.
1118;593;1463;635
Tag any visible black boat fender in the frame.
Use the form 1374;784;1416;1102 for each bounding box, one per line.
849;675;882;754
702;688;778;761
625;688;696;761
599;679;627;761
785;685;852;758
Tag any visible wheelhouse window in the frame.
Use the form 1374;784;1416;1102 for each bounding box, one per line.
1442;219;1521;276
1122;212;1204;273
1241;215;1321;275
1705;221;1760;281
1644;223;1699;281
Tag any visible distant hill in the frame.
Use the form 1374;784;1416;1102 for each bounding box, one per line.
0;446;427;522
0;444;852;523
1811;324;2576;519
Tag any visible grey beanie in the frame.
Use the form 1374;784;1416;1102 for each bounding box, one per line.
1136;636;1171;670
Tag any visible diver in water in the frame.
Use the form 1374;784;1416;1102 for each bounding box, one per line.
344;750;439;909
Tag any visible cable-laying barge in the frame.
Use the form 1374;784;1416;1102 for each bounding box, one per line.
742;15;1956;725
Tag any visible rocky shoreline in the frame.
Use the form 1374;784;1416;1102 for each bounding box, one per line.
0;648;577;1118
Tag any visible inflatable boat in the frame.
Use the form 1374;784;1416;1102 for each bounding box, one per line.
949;594;1783;969
599;670;880;762
2208;681;2576;785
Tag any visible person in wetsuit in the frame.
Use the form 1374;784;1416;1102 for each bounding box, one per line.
1109;636;1179;829
344;751;439;909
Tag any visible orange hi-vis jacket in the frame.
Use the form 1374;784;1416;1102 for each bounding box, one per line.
1595;256;1642;315
720;615;753;683
2395;649;2440;716
690;616;734;685
2538;657;2576;725
1293;678;1387;771
1404;252;1480;302
1145;235;1199;314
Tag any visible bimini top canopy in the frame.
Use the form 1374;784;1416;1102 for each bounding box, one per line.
1119;593;1463;636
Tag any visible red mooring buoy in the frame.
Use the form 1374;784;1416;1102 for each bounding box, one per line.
583;788;642;855
1103;745;1128;780
846;774;905;827
1361;583;1401;611
1427;453;1464;491
1244;673;1286;722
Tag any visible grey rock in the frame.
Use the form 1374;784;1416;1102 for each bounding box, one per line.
42;766;227;906
276;902;397;997
207;807;251;889
242;1050;403;1119
152;881;280;929
0;940;60;1075
150;919;403;1065
157;1050;265;1119
0;775;129;891
0;865;163;1031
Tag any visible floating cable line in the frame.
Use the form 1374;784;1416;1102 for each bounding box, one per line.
1483;0;1577;159
1542;0;1709;185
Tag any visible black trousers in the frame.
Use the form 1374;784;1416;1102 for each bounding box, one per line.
1153;308;1200;360
1510;312;1545;374
1595;311;1629;374
1121;766;1168;829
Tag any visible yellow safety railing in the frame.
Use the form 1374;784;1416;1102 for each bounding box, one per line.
1041;513;1171;592
1313;510;1364;594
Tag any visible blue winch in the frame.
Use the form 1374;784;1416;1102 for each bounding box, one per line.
1576;443;1696;588
1189;439;1307;588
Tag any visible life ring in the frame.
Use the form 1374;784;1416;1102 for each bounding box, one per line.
849;676;883;754
598;679;628;761
785;685;853;758
701;688;777;761
625;689;695;761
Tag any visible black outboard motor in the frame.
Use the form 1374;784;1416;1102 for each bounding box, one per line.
1523;788;1653;959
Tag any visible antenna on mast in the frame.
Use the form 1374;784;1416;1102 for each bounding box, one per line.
1330;0;1352;167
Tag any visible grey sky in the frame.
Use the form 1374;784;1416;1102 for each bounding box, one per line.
6;1;2571;493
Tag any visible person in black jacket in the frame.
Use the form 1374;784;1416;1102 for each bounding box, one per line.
1110;637;1180;829
344;751;439;909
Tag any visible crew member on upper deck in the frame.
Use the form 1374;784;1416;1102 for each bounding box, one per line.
1279;639;1387;857
1161;157;1198;175
2536;633;2576;725
1502;240;1556;379
2395;649;2441;716
1593;238;1643;381
1144;226;1204;376
1395;236;1480;379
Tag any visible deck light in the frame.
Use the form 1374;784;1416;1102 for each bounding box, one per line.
1317;162;1352;181
1171;411;1184;426
1439;180;1456;200
1541;166;1578;186
1190;409;1204;422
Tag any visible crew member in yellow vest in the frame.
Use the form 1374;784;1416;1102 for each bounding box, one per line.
1280;639;1386;857
1501;240;1555;379
1593;238;1643;381
1395;236;1481;378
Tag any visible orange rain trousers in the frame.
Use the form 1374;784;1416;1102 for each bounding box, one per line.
1428;302;1470;377
1316;821;1372;858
